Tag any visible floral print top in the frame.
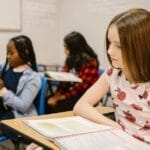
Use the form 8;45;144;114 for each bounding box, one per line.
105;67;150;143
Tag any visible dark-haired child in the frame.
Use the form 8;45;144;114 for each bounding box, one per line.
0;35;41;119
47;31;99;113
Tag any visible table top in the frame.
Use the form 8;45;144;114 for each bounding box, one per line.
1;106;114;150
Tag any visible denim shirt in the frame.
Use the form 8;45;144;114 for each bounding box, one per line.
0;65;41;118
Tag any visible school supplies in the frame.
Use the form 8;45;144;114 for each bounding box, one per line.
24;116;150;150
45;71;82;82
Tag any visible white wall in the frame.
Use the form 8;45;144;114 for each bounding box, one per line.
0;0;60;65
0;0;21;31
0;0;149;68
58;0;150;68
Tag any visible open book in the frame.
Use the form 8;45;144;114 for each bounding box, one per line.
24;116;150;150
45;71;82;82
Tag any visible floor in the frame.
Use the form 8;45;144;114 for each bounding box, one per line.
0;140;14;150
0;140;26;150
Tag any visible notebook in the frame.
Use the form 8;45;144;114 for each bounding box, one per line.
24;116;150;150
45;71;82;82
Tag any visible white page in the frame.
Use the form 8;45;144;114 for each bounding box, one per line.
45;71;82;82
56;130;150;150
24;116;112;139
24;116;150;150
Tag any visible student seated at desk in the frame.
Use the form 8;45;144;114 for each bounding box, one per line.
47;31;99;113
73;8;150;143
0;35;41;120
26;9;150;150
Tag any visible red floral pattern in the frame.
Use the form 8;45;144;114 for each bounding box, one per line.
106;68;113;76
117;90;126;101
105;67;150;143
131;103;143;111
143;121;150;129
113;103;118;109
139;90;148;99
124;111;136;123
132;134;144;142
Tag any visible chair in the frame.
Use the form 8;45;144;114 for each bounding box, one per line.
0;134;8;142
99;68;111;106
36;77;48;115
0;77;48;143
99;68;105;75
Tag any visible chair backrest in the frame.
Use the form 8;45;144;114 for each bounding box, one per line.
0;77;48;142
36;77;48;115
0;134;8;142
99;68;105;76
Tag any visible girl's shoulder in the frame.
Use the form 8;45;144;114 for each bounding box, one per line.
104;67;124;83
23;67;40;79
105;67;122;77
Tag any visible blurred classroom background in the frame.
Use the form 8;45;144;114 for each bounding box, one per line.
0;0;149;69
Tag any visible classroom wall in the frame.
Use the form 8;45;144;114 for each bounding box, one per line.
0;0;149;68
58;0;150;68
0;0;60;65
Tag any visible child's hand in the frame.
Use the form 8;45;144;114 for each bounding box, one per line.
0;79;4;90
47;94;66;106
26;143;43;150
47;96;58;106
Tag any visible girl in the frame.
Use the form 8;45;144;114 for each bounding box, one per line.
73;8;150;143
47;31;99;113
0;35;41;119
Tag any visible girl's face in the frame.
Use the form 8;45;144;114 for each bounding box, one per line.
107;25;123;69
64;43;70;58
7;41;24;68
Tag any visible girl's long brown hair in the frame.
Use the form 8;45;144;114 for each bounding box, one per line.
106;8;150;83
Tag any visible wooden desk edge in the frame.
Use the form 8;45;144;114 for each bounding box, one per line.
1;106;114;150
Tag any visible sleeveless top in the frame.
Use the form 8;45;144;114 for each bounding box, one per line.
105;67;150;143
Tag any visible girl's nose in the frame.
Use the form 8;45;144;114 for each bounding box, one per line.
107;45;114;56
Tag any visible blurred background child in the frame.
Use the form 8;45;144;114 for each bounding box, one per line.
47;31;100;113
0;35;41;120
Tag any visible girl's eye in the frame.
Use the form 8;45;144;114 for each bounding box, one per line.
116;44;121;49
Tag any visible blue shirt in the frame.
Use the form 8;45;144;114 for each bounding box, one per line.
0;66;41;118
3;68;23;93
